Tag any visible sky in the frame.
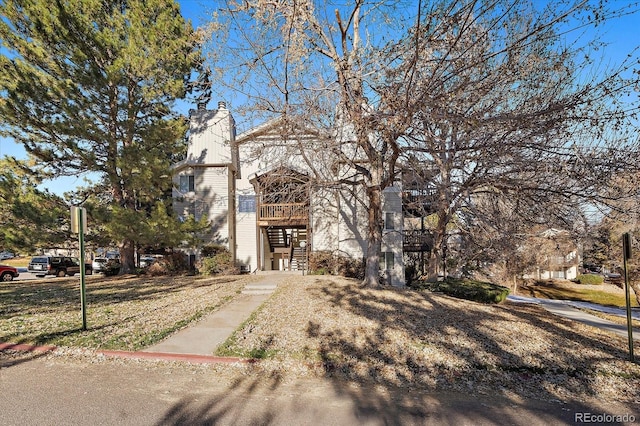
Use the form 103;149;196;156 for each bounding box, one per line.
1;0;639;195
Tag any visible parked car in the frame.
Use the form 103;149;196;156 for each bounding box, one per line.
92;257;109;273
139;256;156;268
0;264;19;282
0;251;14;260
92;257;120;275
28;256;93;277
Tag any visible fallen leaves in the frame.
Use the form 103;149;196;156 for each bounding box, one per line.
221;275;640;403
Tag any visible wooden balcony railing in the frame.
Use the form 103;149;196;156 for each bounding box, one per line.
258;203;309;223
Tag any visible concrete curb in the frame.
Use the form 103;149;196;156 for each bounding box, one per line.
0;342;254;365
0;342;57;353
98;349;256;364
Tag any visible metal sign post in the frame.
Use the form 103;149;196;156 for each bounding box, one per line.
71;206;87;331
622;233;634;362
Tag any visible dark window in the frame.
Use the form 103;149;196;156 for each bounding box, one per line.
384;212;394;230
379;252;394;270
179;175;195;193
238;194;256;213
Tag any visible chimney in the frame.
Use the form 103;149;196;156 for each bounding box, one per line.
218;101;227;110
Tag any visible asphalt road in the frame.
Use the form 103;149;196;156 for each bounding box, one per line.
11;268;97;282
1;351;638;426
13;269;38;281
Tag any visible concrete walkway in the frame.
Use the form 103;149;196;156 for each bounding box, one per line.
507;295;638;340
144;280;638;358
142;273;293;356
142;280;637;360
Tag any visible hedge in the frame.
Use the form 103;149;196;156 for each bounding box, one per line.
576;273;604;285
413;278;510;304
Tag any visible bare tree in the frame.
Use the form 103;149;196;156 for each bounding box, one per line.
585;175;640;304
395;1;640;279
205;0;640;286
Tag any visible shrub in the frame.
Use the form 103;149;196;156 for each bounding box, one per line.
338;257;365;280
199;248;239;276
307;251;365;279
103;261;121;276
308;251;340;275
201;244;228;258
577;273;604;285
147;253;190;276
414;278;510;304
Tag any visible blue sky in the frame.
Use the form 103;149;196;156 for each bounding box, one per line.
1;1;638;195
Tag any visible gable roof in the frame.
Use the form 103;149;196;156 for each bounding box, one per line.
235;115;327;146
248;164;309;184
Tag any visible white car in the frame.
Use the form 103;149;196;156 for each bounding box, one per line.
92;257;109;273
139;256;156;268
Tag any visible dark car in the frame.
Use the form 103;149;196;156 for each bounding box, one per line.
28;256;93;278
0;264;19;282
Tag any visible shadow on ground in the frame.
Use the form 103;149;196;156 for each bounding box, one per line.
154;376;597;426
154;277;639;425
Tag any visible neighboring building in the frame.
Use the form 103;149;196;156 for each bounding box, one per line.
172;102;432;287
523;228;581;280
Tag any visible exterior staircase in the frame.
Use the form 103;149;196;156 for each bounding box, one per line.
290;246;307;271
266;228;288;250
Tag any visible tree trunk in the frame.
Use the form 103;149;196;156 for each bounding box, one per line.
362;186;383;288
110;177;137;274
427;213;449;281
119;239;136;274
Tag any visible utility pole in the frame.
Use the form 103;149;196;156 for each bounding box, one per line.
622;233;634;362
71;206;88;331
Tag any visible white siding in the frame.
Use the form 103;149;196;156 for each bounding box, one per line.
186;107;234;165
173;166;231;247
310;188;340;253
381;184;405;287
199;167;231;245
174;106;407;286
235;185;258;271
336;186;367;259
233;144;262;270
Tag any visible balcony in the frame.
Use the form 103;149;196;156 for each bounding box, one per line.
258;203;309;226
403;230;433;252
402;192;436;217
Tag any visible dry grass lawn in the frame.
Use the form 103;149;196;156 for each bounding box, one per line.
218;275;640;404
0;274;250;350
2;273;640;405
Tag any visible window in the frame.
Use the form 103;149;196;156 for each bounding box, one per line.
379;252;394;270
194;201;208;221
238;194;256;213
384;212;394;230
179;175;195;193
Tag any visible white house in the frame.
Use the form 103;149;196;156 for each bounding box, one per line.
522;228;581;280
172;102;430;287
